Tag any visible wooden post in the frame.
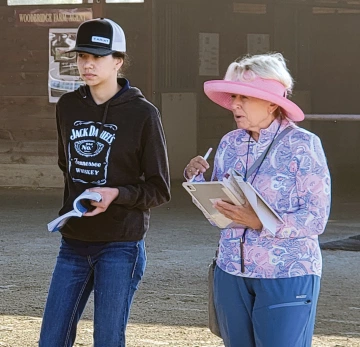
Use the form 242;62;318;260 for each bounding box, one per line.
145;0;153;102
92;0;106;19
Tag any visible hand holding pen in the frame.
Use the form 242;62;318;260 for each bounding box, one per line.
185;147;213;182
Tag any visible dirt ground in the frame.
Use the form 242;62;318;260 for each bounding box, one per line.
0;183;359;347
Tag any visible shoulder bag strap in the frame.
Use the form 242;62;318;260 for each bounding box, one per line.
246;126;293;179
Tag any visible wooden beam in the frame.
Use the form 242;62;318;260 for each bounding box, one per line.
92;0;106;18
145;0;153;101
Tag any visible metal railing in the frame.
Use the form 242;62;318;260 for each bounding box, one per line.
305;114;360;121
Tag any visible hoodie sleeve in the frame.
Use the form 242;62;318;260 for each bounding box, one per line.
113;110;171;209
56;102;69;203
56;103;67;175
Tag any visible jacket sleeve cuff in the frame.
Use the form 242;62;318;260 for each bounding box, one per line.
113;186;131;205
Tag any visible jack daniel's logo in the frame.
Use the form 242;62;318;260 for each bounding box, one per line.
68;121;117;185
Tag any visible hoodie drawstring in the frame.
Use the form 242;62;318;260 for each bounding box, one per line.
96;100;111;143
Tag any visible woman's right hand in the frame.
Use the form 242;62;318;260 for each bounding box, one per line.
185;155;210;180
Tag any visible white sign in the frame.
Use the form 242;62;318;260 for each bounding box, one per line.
48;28;85;103
247;34;270;55
199;33;219;76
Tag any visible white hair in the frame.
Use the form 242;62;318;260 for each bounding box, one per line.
224;53;294;95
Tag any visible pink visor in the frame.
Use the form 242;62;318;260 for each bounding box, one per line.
204;78;304;121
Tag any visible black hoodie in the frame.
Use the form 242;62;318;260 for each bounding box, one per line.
56;78;171;242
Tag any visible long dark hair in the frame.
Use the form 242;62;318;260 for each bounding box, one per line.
112;52;130;77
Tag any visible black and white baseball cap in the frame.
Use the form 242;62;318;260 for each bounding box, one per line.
67;18;126;56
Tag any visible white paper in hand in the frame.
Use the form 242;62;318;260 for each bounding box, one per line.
47;190;102;232
230;170;284;235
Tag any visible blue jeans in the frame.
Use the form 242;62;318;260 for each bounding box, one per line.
39;238;146;347
214;266;320;347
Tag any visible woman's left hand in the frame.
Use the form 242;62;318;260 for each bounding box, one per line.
83;187;119;217
213;200;263;230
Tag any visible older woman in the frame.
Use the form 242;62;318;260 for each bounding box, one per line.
185;53;331;347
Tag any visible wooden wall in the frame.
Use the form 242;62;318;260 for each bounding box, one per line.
153;0;360;196
0;1;149;187
1;0;360;195
0;1;57;187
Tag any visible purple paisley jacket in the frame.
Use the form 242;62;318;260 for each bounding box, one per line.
195;118;331;279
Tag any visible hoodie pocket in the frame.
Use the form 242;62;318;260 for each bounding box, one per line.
108;204;145;238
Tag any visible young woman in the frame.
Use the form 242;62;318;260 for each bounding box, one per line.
185;53;331;347
39;18;170;347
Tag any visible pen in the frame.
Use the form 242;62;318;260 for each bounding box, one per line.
189;147;213;182
203;147;213;161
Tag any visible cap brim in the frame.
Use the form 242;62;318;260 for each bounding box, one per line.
65;46;114;57
204;80;305;122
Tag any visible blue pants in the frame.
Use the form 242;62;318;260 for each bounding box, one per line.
39;238;146;347
214;266;320;347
